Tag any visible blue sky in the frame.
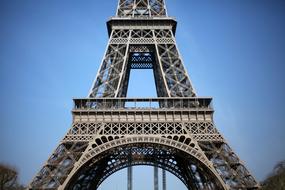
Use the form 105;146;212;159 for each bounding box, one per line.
1;0;285;188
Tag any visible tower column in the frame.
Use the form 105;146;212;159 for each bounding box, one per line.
128;166;132;190
162;169;166;190
154;166;158;190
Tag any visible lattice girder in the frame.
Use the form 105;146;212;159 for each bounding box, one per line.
28;0;260;189
59;136;227;190
28;98;258;189
90;43;128;97
199;142;258;189
64;143;226;189
117;0;167;17
89;25;196;98
30;142;88;189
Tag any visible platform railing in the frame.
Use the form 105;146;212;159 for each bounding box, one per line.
73;97;213;110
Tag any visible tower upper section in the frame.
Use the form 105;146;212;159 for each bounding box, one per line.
116;0;167;18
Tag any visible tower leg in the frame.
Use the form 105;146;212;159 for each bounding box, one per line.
162;169;166;190
154;166;158;190
128;166;132;190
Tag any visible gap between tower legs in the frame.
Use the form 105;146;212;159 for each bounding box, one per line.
127;167;166;190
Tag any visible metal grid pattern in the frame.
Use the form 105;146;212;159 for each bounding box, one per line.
64;136;226;189
117;0;167;17
28;0;260;189
29;97;258;189
30;142;88;189
89;28;196;98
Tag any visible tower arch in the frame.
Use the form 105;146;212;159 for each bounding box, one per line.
62;136;227;190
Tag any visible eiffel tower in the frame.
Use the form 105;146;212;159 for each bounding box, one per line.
28;0;260;189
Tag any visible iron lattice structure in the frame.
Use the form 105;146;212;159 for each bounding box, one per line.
28;0;259;189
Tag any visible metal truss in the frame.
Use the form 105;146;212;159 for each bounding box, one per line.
89;27;196;98
30;142;88;189
65;143;225;190
28;0;260;189
117;0;167;17
29;98;259;189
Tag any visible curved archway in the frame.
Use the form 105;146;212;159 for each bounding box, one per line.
64;136;226;190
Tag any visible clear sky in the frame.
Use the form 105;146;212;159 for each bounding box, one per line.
1;0;285;188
